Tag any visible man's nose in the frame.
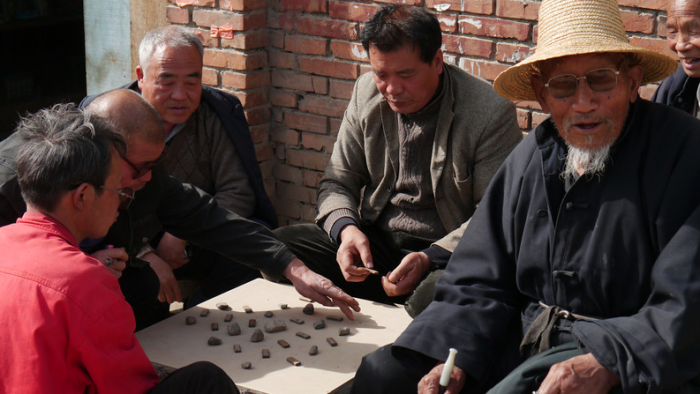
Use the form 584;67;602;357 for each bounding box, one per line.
571;79;598;112
385;77;403;96
675;31;693;53
171;82;187;100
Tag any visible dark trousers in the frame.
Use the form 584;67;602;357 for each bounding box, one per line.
273;223;434;305
150;361;239;394
119;264;166;331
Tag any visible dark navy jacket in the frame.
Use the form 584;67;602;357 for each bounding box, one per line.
652;65;700;115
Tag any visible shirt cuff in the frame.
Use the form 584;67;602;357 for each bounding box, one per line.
421;245;451;269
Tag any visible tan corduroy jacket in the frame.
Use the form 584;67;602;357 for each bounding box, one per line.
316;64;522;252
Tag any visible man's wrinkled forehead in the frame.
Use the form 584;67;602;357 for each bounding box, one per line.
537;53;623;77
670;0;700;17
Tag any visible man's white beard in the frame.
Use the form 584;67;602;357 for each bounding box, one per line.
561;142;611;180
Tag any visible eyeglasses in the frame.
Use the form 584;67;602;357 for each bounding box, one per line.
123;151;167;179
100;186;135;208
544;67;621;99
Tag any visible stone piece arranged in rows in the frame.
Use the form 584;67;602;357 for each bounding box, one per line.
313;320;326;330
326;337;338;347
264;311;273;318
309;345;318;356
243;305;253;314
279;304;288;310
207;337;222;346
302;303;314;315
216;302;231;311
262;349;270;359
339;327;351;336
224;314;233;322
290;318;304;325
233;344;242;353
248;319;256;328
327;316;343;322
185;316;196;325
296;332;311;340
251;328;264;343
227;322;241;336
264;319;287;333
286;357;302;367
241;361;251;369
211;322;219;331
277;339;290;349
200;309;210;317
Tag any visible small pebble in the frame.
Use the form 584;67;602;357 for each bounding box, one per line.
262;349;270;359
217;302;231;311
233;344;242;353
302;303;314;315
280;304;289;310
286;357;302;366
211;322;219;331
264;319;287;333
309;345;319;356
327;316;344;322
185;316;196;325
208;337;222;346
264;311;273;318
290;318;305;325
313;319;326;330
251;328;264;343
278;339;291;348
296;332;311;340
248;319;257;328
227;322;241;336
326;337;338;347
224;314;233;322
339;327;351;336
200;309;210;317
243;305;253;314
241;361;251;369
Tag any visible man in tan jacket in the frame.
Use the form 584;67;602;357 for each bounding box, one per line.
275;5;522;314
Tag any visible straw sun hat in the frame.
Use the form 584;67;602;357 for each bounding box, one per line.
493;0;678;101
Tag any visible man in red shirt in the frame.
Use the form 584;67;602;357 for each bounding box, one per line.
0;104;238;393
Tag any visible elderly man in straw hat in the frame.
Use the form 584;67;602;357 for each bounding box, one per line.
351;0;700;393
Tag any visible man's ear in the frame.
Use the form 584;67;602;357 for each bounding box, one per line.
433;50;444;75
531;75;551;114
71;183;91;211
626;64;643;104
136;66;145;90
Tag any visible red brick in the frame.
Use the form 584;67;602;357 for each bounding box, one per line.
267;11;296;32
286;149;330;172
275;164;303;184
275;198;301;221
193;10;265;30
234;12;267;31
658;15;668;37
302;169;324;188
236;89;268;108
271;69;314;92
495;43;535;64
330;40;368;62
360;64;372;76
515;108;530;130
302;133;336;153
330;79;355;100
617;0;666;11
640;84;660;101
269;50;296;70
300;202;316;222
277;181;317;204
496;0;540;21
329;1;380;23
166;6;189;24
255;143;274;162
374;0;421;5
427;0;492;14
272;107;284;123
514;100;542;111
176;0;215;7
285;111;328;134
300;57;359;80
330;118;343;137
202;68;218;86
204;49;267;70
221;0;266;11
249;123;269;144
297;16;360;40
312;77;329;95
436;14;458;33
532;112;549;129
222;70;269;90
245;106;271;126
459;16;530;41
272;123;301;144
629;36;676;58
280;0;328;13
222;30;269;50
443;35;492;58
193;29;218;48
269;30;285;49
285;36;328;56
299;95;348;118
270;89;299;108
458;58;509;82
621;10;655;34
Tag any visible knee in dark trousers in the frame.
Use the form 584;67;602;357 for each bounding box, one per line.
352;345;434;394
151;361;239;394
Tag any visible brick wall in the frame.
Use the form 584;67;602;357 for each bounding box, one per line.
166;0;675;226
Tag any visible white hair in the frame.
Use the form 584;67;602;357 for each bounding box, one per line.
139;25;204;72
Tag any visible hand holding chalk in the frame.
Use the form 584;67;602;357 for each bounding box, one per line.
438;348;458;394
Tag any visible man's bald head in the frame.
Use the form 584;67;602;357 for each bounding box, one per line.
86;89;165;146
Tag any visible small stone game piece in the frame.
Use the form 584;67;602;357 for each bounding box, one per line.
224;314;233;322
200;309;210;317
251;328;264;342
280;303;289;310
286;357;302;366
248;319;256;328
211;322;219;331
339;327;351;336
264;311;273;318
227;323;241;336
290;318;304;325
207;337;222;346
327;316;343;322
185;316;196;325
217;302;231;311
241;361;251;369
243;305;253;314
313;319;325;330
326;337;338;347
264;319;287;333
309;345;318;356
233;344;242;353
296;332;310;340
262;349;270;359
302;303;314;315
277;339;290;349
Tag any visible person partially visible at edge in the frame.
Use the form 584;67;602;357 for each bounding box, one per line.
652;0;700;114
0;103;239;394
0;89;360;330
351;0;700;393
80;25;272;310
274;5;522;316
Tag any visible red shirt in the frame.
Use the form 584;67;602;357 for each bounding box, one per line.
0;212;159;393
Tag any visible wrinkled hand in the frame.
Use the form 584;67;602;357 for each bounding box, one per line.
284;258;361;320
143;252;182;304
382;251;432;297
157;232;190;270
418;363;466;394
336;225;373;282
536;353;620;394
91;247;128;279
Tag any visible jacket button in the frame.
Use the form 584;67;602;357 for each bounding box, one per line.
142;237;149;243
565;202;573;211
677;97;684;103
